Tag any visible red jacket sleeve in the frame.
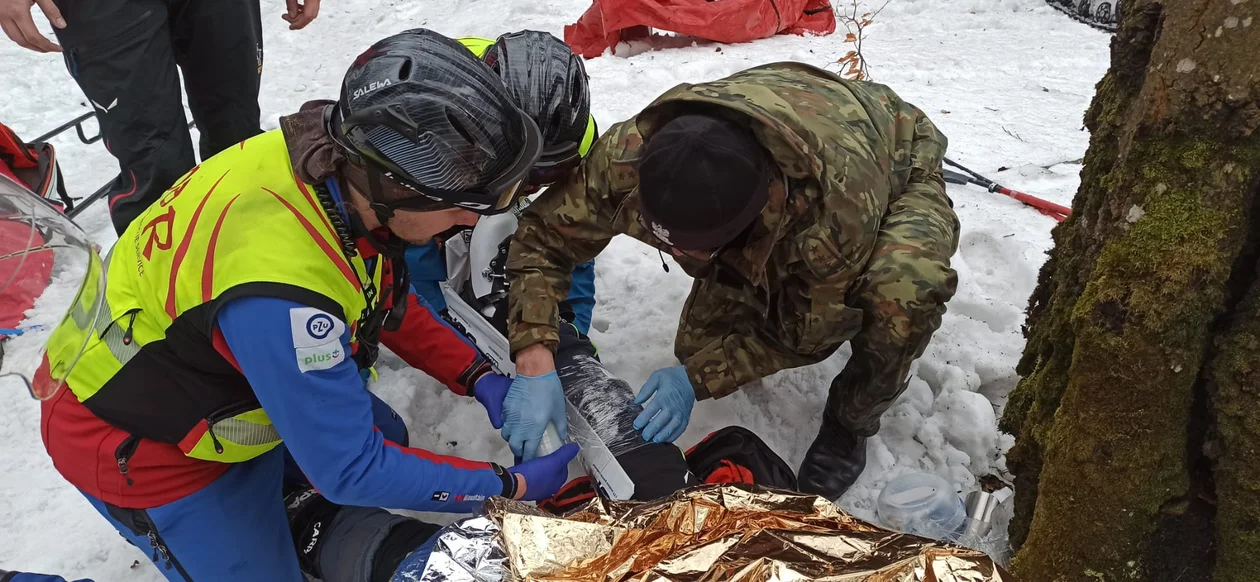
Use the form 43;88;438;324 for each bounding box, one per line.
381;291;490;396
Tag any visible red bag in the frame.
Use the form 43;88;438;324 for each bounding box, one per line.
564;0;836;58
0;122;71;211
0;121;67;340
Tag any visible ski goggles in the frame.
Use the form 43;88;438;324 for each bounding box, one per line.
333;103;541;215
527;143;582;188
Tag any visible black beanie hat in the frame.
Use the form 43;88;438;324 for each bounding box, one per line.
638;114;771;251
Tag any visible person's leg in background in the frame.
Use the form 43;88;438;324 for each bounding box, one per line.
49;0;196;235
80;448;304;581
169;0;263;159
554;322;698;500
285;489;441;582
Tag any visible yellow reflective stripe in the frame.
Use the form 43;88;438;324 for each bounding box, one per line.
100;313;140;365
212;417;281;446
185;432;282;463
579;116;598;158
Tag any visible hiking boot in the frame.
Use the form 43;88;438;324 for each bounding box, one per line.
797;413;867;501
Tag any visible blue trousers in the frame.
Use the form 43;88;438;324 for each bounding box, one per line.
82;448;300;581
79;395;409;582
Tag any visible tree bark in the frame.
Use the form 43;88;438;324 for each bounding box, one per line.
1000;0;1260;579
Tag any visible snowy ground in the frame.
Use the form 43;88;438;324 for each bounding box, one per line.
0;0;1109;578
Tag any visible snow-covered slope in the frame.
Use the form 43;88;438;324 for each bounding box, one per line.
0;0;1109;577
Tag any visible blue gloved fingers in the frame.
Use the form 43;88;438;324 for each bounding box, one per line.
633;375;661;406
512;443;581;501
521;435;542;463
507;432;527;460
550;393;570;442
659;416;687;443
552;442;580;464
633;398;662;431
474;374;510;429
642;408;675;443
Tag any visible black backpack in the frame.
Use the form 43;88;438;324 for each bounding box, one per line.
539;426;797;515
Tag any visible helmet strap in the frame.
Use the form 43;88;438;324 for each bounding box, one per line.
365;167;396;226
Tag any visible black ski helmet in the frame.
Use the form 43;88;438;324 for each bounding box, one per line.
331;29;542;215
482;31;590;175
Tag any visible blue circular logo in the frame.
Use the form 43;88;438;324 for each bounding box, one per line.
306;314;335;340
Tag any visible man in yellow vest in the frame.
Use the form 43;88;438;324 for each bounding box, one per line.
37;29;578;581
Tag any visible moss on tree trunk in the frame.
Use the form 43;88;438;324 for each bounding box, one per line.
1000;0;1260;579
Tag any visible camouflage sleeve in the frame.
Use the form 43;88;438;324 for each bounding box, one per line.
506;122;632;354
676;275;826;401
834;104;960;435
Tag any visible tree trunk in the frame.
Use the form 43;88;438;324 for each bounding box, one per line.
999;0;1260;579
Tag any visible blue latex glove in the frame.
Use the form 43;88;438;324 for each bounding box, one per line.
632;365;696;443
501;371;569;461
472;373;511;429
508;442;580;501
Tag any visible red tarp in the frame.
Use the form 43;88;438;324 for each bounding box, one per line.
564;0;836;58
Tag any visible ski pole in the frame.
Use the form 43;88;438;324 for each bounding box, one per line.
67;180;111;220
34;111;101;145
944;158;1070;222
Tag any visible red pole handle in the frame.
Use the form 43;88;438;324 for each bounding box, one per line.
993;186;1072;220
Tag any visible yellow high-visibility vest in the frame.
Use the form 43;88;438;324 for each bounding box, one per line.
45;130;384;463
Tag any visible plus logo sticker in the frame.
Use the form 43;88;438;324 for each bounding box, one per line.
290;307;347;373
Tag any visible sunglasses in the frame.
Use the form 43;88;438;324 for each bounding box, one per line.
636;212;724;262
334;103;535;215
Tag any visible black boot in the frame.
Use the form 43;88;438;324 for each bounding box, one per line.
797;413;867;501
284;487;343;579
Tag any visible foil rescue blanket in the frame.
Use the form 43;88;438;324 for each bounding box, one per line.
420;484;1014;581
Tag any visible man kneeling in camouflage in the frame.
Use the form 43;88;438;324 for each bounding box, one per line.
502;61;960;500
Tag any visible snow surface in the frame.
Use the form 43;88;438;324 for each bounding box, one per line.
0;0;1109;577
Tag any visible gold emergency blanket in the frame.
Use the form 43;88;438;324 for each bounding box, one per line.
485;484;1012;582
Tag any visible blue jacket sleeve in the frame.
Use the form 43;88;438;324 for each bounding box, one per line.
3;574;92;582
405;242;448;312
217;296;504;512
564;260;597;335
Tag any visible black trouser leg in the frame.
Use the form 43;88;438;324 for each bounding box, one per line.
169;0;263;159
51;0;195;235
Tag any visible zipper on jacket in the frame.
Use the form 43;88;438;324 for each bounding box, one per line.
134;512;193;581
203;401;260;455
205;424;225;454
114;435;140;486
121;311;138;345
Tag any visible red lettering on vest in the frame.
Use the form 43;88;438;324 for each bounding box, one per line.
141;206;176;260
160;166;200;207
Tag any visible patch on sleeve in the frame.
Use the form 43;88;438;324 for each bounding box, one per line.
289;307;347;373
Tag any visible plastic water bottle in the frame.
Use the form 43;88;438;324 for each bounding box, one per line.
876;472;967;542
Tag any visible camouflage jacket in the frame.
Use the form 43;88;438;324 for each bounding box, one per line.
507;62;959;401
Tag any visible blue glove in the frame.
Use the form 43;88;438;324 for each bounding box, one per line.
472;373;511;429
632;365;696;443
501;371;569;461
508;442;580;501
